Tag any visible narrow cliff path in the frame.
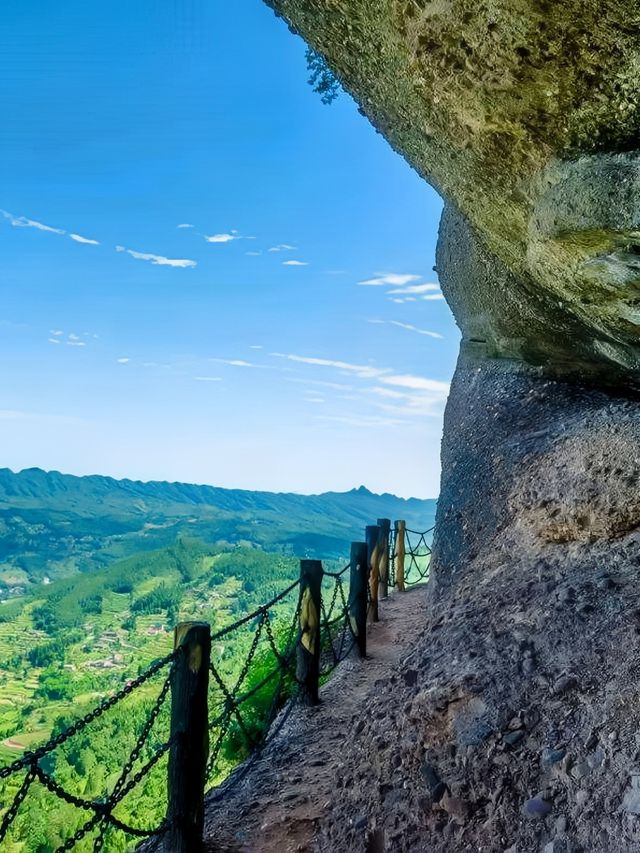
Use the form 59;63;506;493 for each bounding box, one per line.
203;583;430;853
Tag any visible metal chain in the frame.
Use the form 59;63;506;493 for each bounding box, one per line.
0;765;35;842
0;649;177;780
109;672;172;803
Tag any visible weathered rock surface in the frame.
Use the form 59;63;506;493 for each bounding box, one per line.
266;0;640;382
253;2;640;850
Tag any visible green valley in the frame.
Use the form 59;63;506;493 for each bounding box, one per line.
0;468;435;851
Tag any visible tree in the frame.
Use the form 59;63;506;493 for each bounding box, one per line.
305;48;341;105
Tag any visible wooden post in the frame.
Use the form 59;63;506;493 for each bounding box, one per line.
366;524;381;623
296;559;323;706
348;541;368;658
167;621;211;853
395;520;406;591
377;518;391;599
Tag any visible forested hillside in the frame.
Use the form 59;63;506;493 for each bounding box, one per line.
0;468;434;851
0;467;435;595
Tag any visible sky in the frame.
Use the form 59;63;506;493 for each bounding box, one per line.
0;0;458;499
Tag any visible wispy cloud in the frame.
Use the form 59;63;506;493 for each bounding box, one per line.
387;283;440;295
1;209;65;234
48;330;90;348
177;223;194;229
246;251;262;256
69;233;99;245
271;353;389;380
314;414;404;429
285;377;354;392
194;376;223;382
379;374;449;393
304;396;325;404
422;293;446;301
272;350;450;421
358;272;421;287
117;357;130;364
368;319;443;339
268;244;296;252
204;230;239;243
283;260;308;267
210;358;260;368
249;345;263;350
115;245;196;268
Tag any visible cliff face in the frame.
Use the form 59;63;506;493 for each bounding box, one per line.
259;3;640;850
266;0;640;383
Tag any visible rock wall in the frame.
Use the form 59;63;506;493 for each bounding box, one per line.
262;1;640;848
265;0;640;383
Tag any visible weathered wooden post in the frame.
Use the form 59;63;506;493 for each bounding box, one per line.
377;518;391;599
296;559;323;705
366;524;381;623
395;520;406;591
167;621;211;853
348;541;368;658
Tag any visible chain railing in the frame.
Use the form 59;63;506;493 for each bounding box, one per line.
0;519;433;851
390;523;434;589
0;649;178;851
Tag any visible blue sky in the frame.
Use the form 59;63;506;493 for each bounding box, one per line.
0;0;457;498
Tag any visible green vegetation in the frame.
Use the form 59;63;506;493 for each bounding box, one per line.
305;48;342;104
0;469;436;850
0;540;307;851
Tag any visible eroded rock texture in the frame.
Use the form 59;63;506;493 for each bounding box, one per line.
261;1;640;849
267;0;640;381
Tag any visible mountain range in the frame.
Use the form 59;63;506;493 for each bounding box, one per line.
0;467;436;590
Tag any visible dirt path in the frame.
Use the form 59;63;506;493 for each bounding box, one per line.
202;584;430;853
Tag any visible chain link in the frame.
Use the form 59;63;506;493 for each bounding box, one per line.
0;527;434;850
0;649;177;780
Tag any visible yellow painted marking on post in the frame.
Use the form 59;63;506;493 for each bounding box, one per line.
300;587;319;654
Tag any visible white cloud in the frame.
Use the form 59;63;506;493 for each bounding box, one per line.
69;233;99;245
49;330;64;336
115;246;196;268
210;358;259;368
387;283;440;295
283;260;308;266
422;293;446;301
358;272;421;287
315;414;404;429
368;378;451;419
379;374;449;393
1;209;65;234
117;358;130;364
369;387;406;400
304;396;325;404
369;319;443;339
249;345;263;350
194;376;223;382
48;338;61;345
286;377;353;392
204;230;239;243
68;333;80;341
246;251;262;256
271;353;389;380
268;244;296;252
177;223;194;229
66;340;86;347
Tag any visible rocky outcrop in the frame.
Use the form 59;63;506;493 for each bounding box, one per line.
266;0;640;382
259;1;640;849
